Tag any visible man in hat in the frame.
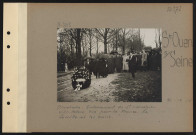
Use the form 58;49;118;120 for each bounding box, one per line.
128;51;137;79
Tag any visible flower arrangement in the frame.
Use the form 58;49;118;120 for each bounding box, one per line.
72;66;91;82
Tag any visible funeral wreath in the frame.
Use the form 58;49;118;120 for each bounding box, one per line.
71;66;91;91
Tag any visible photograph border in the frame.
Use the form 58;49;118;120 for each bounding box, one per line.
57;27;162;103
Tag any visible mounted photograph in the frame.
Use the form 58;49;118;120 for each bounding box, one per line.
57;28;162;102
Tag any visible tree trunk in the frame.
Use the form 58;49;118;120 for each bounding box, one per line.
122;29;126;55
122;36;125;55
82;39;84;56
96;38;99;54
70;37;74;54
115;31;118;51
84;36;87;55
158;29;161;47
108;43;110;53
113;39;115;51
89;33;92;56
76;29;82;66
104;29;108;54
104;38;107;54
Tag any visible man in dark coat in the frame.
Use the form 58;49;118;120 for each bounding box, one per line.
99;58;108;77
93;59;99;78
135;52;142;70
115;54;123;72
128;52;137;79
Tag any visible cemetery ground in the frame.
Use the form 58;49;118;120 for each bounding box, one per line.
57;70;161;102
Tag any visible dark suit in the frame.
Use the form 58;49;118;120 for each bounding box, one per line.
128;55;137;78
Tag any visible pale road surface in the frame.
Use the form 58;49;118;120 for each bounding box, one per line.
57;72;119;102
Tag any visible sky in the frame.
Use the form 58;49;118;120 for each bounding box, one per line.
140;28;157;48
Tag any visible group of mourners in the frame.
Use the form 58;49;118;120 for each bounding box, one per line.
123;49;161;78
85;57;108;79
84;49;161;79
123;50;147;78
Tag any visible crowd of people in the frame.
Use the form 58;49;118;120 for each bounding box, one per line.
123;49;161;78
85;58;108;78
84;48;161;79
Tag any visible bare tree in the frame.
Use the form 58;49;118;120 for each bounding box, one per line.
118;28;132;54
85;29;96;56
68;28;86;66
155;28;162;48
112;28;121;51
123;28;145;52
95;28;114;54
96;38;99;54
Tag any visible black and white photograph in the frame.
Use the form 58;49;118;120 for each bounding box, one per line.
57;28;162;102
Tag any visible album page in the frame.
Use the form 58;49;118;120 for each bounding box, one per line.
3;3;193;132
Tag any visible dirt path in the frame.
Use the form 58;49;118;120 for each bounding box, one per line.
57;73;119;102
57;71;161;102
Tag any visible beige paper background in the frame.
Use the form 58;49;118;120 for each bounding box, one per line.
26;3;193;132
3;3;19;132
3;3;27;132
